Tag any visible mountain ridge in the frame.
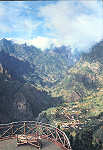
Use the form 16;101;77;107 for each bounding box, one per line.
0;38;103;149
0;38;80;87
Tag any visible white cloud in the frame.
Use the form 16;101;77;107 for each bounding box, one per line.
27;37;53;50
0;1;103;51
12;36;62;50
39;0;103;51
0;2;41;38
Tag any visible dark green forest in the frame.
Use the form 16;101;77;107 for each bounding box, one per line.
0;38;103;149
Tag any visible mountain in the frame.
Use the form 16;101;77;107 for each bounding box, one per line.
0;38;41;61
0;38;80;87
0;38;80;123
34;45;80;84
0;38;103;126
40;40;103;121
0;40;64;123
37;40;103;150
0;64;62;123
0;51;34;82
0;38;103;149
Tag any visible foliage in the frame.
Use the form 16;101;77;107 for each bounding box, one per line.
0;38;103;149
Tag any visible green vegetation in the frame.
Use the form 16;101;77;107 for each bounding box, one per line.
37;41;103;150
0;72;62;123
0;39;103;149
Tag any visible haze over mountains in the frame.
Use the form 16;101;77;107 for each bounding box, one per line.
0;38;80;86
0;38;103;149
0;0;103;149
0;38;79;123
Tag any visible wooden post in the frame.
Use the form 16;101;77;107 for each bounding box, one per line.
11;123;13;136
63;136;66;148
24;122;26;135
56;129;58;141
17;134;18;143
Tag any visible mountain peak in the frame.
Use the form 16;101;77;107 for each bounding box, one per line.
1;38;7;41
0;38;12;44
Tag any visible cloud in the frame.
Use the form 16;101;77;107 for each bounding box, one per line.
0;2;41;38
0;1;103;51
12;36;61;50
39;0;103;51
27;37;55;50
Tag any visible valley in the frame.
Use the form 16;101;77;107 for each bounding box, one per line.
0;38;103;150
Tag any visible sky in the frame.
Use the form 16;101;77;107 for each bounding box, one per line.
0;0;103;51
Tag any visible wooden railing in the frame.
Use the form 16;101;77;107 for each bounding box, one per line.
0;121;72;150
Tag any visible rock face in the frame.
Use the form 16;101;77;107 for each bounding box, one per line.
0;71;61;123
0;64;3;73
12;93;34;121
0;51;34;82
0;38;80;87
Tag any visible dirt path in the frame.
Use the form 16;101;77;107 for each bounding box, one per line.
0;139;61;150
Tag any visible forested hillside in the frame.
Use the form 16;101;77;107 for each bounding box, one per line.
0;49;62;123
0;38;103;149
0;68;61;123
0;38;79;87
38;40;103;150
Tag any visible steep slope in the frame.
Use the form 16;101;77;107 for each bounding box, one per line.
36;40;103;150
0;39;80;87
0;51;34;82
0;38;41;62
0;71;61;123
1;38;103;149
37;40;103;138
0;55;62;123
33;46;80;88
